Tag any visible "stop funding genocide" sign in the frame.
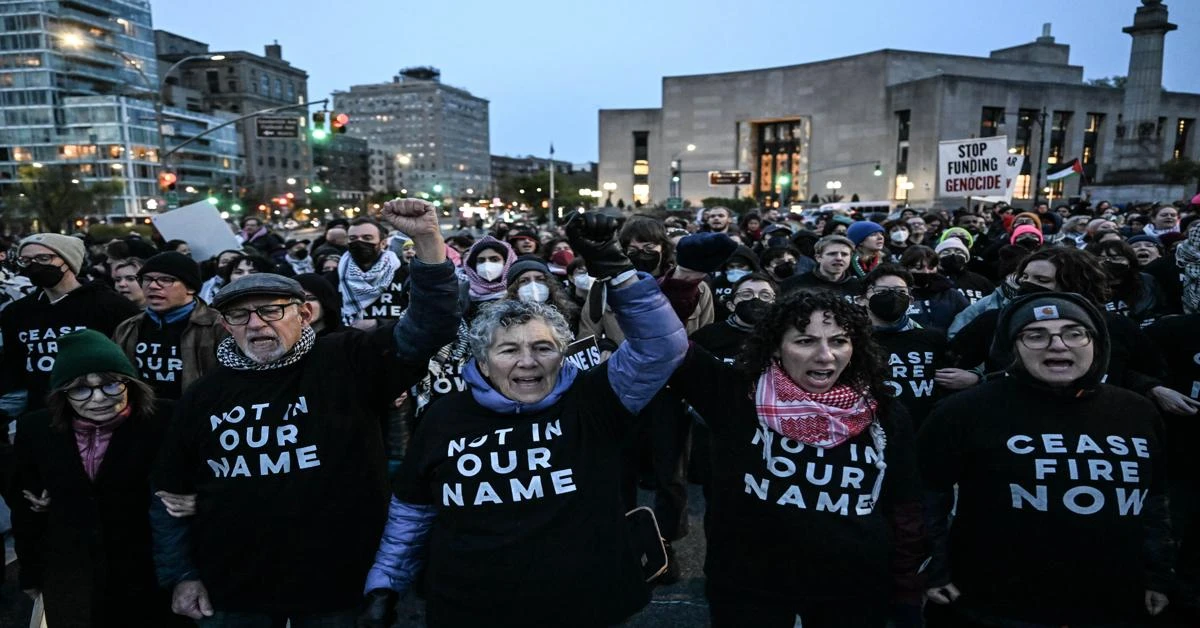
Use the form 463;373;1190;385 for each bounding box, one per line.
938;136;1008;197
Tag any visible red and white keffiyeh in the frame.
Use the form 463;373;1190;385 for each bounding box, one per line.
754;361;877;448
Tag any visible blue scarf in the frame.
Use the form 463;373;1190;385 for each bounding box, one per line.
145;300;196;328
462;358;579;414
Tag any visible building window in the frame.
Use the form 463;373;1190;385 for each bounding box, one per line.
894;174;911;201
1013;109;1037;165
227;80;236;92
1082;113;1104;179
895;110;910;176
980;107;1004;137
206;70;220;93
1047;111;1073;165
260;74;270;95
1176;118;1194;160
287;81;295;102
273;78;282;99
1014;174;1032;200
632;131;649;188
755;120;803;205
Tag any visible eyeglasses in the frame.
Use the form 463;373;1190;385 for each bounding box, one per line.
220;302;299;325
140;275;179;288
66;380;127;401
1017;327;1092;350
15;253;59;267
734;290;775;302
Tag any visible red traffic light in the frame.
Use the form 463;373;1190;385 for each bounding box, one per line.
332;112;349;133
158;171;177;189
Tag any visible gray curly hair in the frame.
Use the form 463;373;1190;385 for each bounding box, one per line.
466;299;576;361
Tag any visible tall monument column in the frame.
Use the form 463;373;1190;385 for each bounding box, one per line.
1113;0;1177;174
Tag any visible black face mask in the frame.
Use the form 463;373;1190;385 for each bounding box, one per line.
628;250;662;275
292;248;309;260
1017;281;1051;296
911;272;936;288
1101;259;1133;277
868;291;910;323
348;241;380;267
938;256;965;274
771;261;796;280
733;298;772;326
22;262;66;288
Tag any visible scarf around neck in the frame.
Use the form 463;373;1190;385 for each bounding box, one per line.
73;405;132;481
217;325;316;371
338;250;402;324
754;361;877;448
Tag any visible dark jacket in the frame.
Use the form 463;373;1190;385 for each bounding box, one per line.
11;404;184;628
368;273;687;626
908;275;969;333
111;300;227;394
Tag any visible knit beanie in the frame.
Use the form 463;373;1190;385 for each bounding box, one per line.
1126;234;1162;248
938;227;976;250
19;233;86;274
140;251;202;292
845;221;885;246
1010;224;1044;246
506;256;551;286
935;239;970;258
49;329;138;391
1013;212;1043;232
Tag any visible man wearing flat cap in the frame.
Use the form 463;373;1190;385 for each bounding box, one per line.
111;251;227;401
151;199;462;626
0;233;139;413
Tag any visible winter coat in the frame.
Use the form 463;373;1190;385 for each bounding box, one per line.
908;276;969;333
579;270;712;342
369;272;687;626
11;404;186;628
111;300;227;395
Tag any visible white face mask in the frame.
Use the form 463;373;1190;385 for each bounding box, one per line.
518;281;550;303
476;261;504;281
573;274;594;291
890;229;910;244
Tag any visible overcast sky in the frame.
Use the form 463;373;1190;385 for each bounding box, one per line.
152;0;1200;163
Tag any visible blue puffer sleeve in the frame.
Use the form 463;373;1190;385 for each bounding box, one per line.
364;496;436;594
392;259;463;363
605;272;688;414
149;490;199;588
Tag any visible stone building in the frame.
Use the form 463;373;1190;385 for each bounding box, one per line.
598;1;1198;210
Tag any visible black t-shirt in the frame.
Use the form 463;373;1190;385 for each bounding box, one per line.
918;377;1166;623
154;326;426;614
669;347;921;605
0;283;140;409
134;316;187;400
874;326;951;430
393;363;649;626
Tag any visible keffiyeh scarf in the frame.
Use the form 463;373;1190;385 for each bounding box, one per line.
338;250;402;324
1177;222;1200;314
754;361;877;448
217;325;316;371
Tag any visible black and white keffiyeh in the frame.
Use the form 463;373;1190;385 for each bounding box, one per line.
217;325;316;371
338;250;402;324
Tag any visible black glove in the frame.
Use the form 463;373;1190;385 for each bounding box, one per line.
565;213;634;281
675;232;738;274
357;588;398;628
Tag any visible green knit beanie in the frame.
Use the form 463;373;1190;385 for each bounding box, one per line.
49;329;138;391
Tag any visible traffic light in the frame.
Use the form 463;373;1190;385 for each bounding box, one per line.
776;173;791;188
331;112;349;134
158;171;177;190
432;183;443;194
312;111;328;141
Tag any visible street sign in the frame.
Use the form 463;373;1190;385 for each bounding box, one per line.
255;117;300;138
666;197;683;210
165;191;180;209
708;170;752;186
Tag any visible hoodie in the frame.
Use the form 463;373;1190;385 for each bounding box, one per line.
368;273;686;626
461;236;517;302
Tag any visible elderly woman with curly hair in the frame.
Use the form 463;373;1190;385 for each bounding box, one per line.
669;291;926;628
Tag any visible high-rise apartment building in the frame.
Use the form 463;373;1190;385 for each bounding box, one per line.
0;0;239;217
333;67;490;198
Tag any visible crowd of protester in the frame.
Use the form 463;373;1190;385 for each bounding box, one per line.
0;192;1198;627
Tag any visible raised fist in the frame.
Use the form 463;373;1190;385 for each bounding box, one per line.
381;198;439;237
565;212;633;281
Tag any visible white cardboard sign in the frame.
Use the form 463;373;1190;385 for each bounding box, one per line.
938;136;1009;198
151;201;242;262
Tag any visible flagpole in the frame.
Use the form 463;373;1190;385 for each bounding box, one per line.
549;143;556;219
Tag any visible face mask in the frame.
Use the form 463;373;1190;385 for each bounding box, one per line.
724;269;750;283
890;230;910;244
1017;281;1051;296
517;282;550;303
1101;259;1132;275
867;291;910;323
476;261;504;282
628;250;662;274
292;248;309;260
1014;237;1041;251
550;250;574;267
771;261;795;279
573;273;594;291
348;241;380;267
733;298;772;326
911;272;936;288
22;262;66;288
938;255;965;274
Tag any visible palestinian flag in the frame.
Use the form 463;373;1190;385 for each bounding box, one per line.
1046;158;1083;181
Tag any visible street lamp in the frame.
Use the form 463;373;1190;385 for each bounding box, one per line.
602;181;617;204
286;177;297;186
825;180;843;200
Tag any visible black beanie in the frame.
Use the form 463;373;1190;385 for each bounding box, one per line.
140;251;202;292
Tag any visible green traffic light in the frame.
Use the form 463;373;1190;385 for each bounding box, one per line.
432;184;443;194
312;129;328;141
311;184;324;194
230;203;242;212
206;196;219;205
777;175;791;185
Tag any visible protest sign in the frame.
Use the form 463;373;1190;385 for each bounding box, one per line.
151;201;242;263
938;136;1008;198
